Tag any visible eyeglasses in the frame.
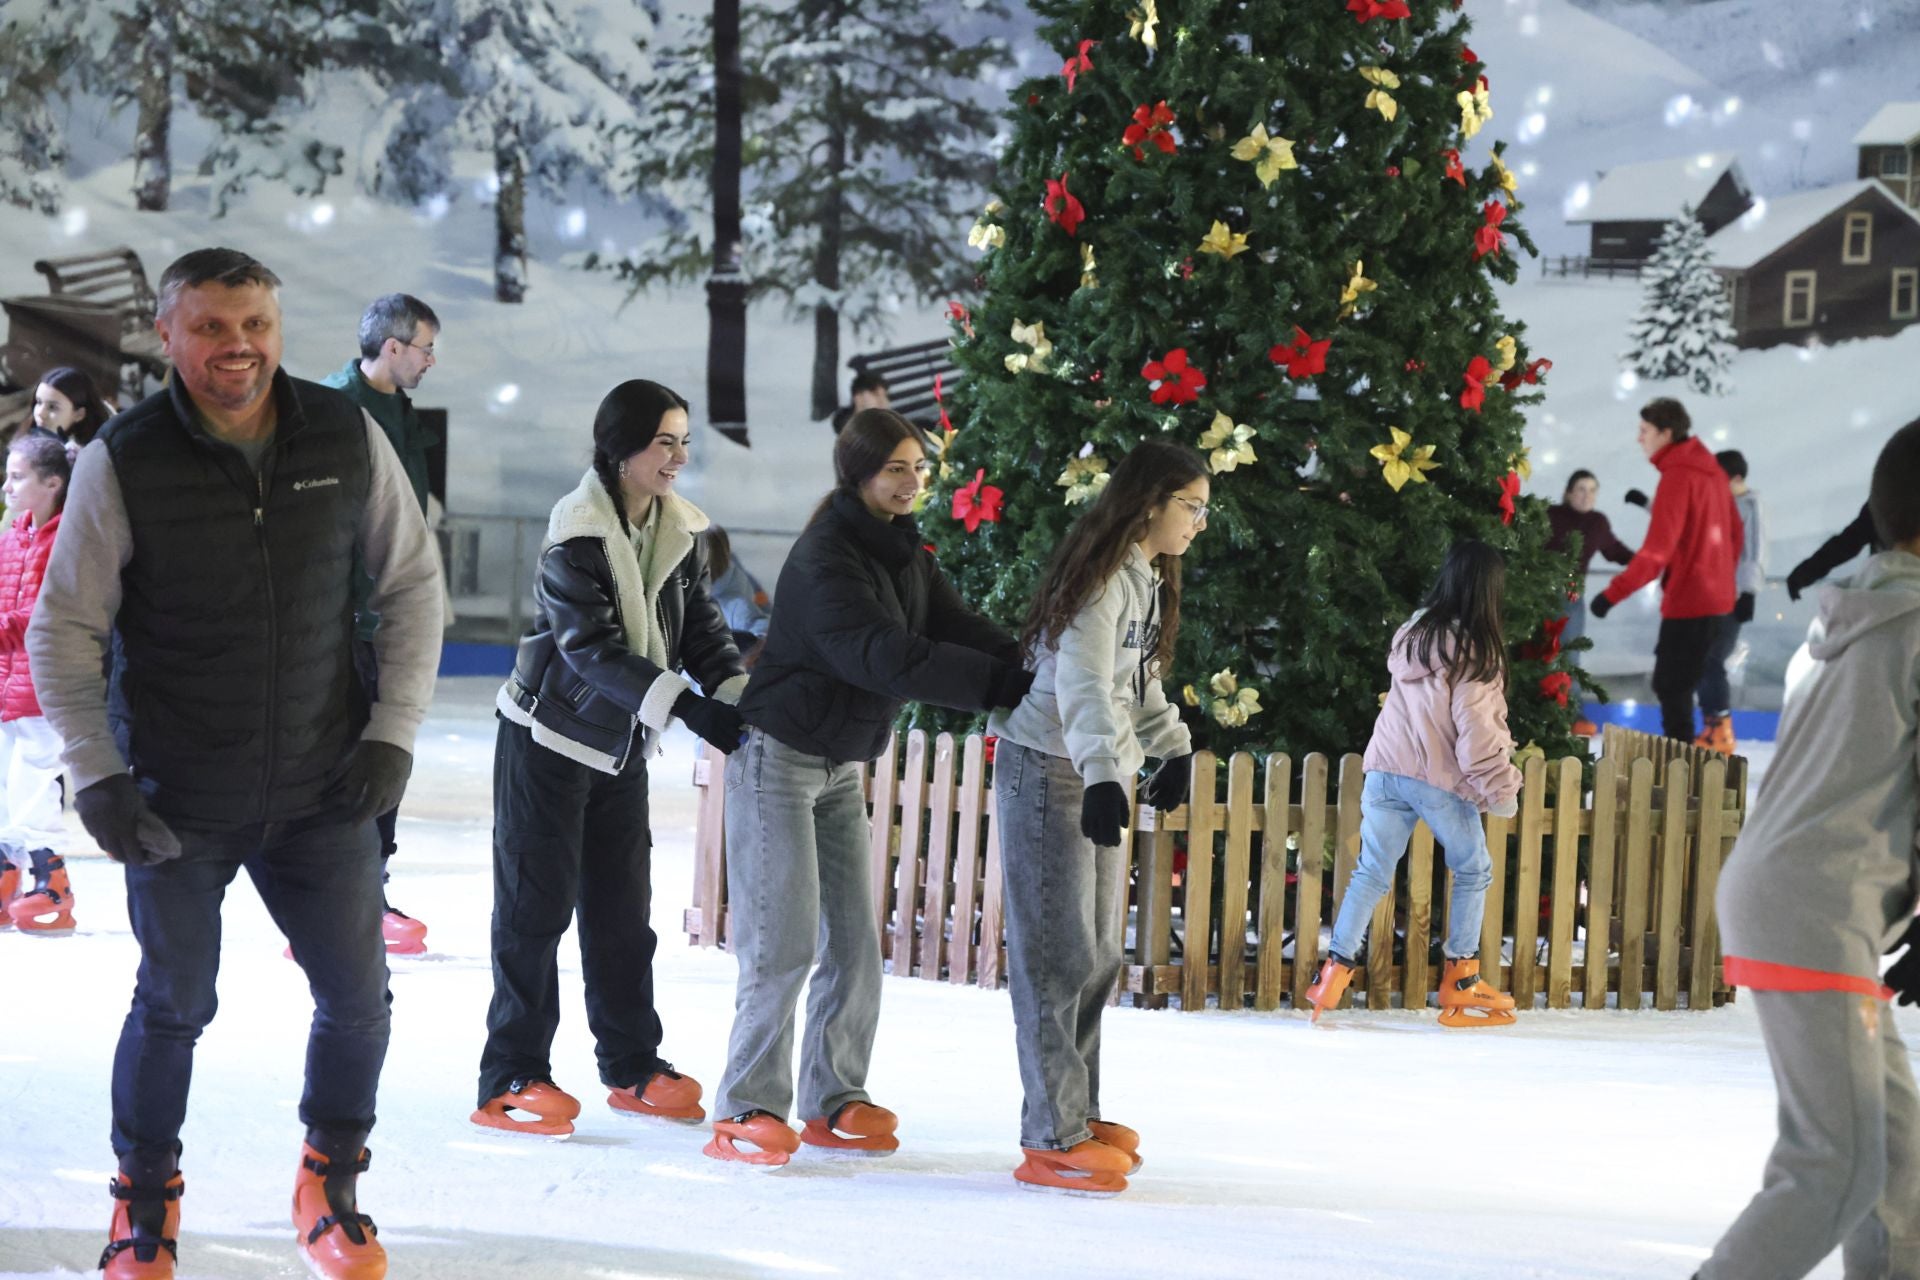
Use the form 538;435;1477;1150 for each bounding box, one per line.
402;340;435;358
1172;495;1210;525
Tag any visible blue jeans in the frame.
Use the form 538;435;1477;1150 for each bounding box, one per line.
994;740;1126;1151
1327;772;1493;965
111;814;389;1158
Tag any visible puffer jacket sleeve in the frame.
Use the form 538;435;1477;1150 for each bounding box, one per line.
1450;673;1521;811
540;536;674;716
923;563;1022;666
1054;577;1132;787
676;539;748;704
807;537;1007;710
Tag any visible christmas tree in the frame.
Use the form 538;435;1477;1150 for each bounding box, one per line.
1623;207;1737;396
923;0;1585;759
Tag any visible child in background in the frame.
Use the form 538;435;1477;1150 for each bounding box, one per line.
30;366;112;446
1694;449;1767;755
699;525;771;655
1697;420;1920;1280
0;434;74;934
1306;540;1522;1027
988;440;1206;1196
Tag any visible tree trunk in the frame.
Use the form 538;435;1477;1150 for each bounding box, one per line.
494;118;527;304
132;4;174;212
808;41;847;421
705;0;750;445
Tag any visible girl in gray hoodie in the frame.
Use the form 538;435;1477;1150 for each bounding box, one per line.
987;441;1207;1196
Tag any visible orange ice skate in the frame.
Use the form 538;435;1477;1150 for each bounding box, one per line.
1013;1140;1131;1197
1303;955;1356;1023
800;1101;899;1156
1437;957;1517;1028
703;1111;801;1167
292;1140;385;1279
608;1065;705;1123
470;1078;581;1139
1087;1120;1142;1173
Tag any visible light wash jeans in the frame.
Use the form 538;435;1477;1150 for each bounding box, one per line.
1327;771;1492;965
994;740;1127;1151
1702;990;1919;1280
713;727;882;1123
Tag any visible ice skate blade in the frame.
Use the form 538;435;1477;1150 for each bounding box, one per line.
799;1118;898;1155
1437;1008;1517;1029
300;1248;388;1280
608;1103;704;1125
383;941;428;957
702;1134;792;1167
12;920;75;937
1015;1175;1127;1198
798;1141;897;1159
468;1111;574;1140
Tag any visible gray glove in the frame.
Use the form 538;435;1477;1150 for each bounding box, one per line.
340;740;414;825
74;774;182;866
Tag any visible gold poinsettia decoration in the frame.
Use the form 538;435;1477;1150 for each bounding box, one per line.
1370;426;1440;492
1230;123;1298;187
1199;411;1258;473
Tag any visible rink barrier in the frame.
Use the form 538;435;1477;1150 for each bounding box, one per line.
685;728;1748;1013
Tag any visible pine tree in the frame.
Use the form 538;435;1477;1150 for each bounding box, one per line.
921;0;1585;760
0;0;88;213
370;0;658;303
1623;208;1737;396
605;0;1013;419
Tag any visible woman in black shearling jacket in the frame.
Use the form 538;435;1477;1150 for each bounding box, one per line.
474;380;747;1139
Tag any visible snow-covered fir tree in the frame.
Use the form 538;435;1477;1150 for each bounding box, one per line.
0;0;85;213
369;0;657;303
1623;208;1737;396
609;0;1012;419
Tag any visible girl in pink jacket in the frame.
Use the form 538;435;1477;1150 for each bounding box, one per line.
1306;541;1523;1027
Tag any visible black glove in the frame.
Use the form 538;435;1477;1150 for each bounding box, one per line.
341;740;413;825
674;691;747;752
1143;753;1193;812
1588;593;1614;619
987;665;1036;710
74;774;181;866
1080;780;1132;848
1733;592;1756;624
1785;564;1815;602
1623;488;1649;509
1887;919;1920;1007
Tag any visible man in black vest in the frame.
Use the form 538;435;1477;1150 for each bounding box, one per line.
27;248;443;1280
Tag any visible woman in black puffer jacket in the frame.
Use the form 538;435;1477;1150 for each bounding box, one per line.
475;380;747;1139
705;409;1032;1165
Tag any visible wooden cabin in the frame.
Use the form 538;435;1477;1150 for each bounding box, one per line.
1710;179;1920;349
1854;103;1920;209
1568;152;1752;263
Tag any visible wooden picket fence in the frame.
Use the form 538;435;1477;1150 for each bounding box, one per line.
684;726;1749;1013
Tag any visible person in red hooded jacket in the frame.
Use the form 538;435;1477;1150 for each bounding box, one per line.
1588;398;1744;742
0;432;74;934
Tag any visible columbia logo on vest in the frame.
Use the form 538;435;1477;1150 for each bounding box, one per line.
292;477;342;491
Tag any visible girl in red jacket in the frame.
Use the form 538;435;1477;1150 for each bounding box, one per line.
0;433;75;934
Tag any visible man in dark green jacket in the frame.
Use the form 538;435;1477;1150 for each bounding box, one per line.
322;293;441;956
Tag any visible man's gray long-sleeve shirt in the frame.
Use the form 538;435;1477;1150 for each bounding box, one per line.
27;412;444;794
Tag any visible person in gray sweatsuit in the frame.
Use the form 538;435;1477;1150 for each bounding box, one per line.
986;441;1208;1196
1700;420;1920;1280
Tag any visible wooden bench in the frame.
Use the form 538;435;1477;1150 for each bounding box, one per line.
1;246;168;403
840;338;961;433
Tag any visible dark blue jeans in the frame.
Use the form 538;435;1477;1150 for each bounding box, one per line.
110;814;390;1158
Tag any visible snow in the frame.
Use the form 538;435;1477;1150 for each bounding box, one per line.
1849;101;1920;147
1705;178;1920;269
1570;151;1744;223
0;677;1906;1279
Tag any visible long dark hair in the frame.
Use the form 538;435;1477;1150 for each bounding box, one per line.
37;366;112;446
1402;540;1508;685
1020;440;1208;674
590;379;689;534
809;407;931;525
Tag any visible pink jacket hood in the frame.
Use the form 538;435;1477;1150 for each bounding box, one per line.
1362;617;1522;812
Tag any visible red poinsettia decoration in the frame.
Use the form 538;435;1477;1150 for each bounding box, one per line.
952;469;1004;533
1044;174;1085;236
1498;469;1522;525
1459;355;1492;412
1473;200;1508;261
1460;44;1480;64
1122;101;1177;161
1499;357;1553;392
933;372;954;436
1442;148;1466;187
946;301;973;339
1521;614;1570;663
1348;0;1411;20
1269;326;1332;378
1062;38;1095;92
1141;348;1207;405
1539;671;1572;708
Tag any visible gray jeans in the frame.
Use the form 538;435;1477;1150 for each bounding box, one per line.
713;727;882;1123
995;740;1126;1151
1702;989;1920;1280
